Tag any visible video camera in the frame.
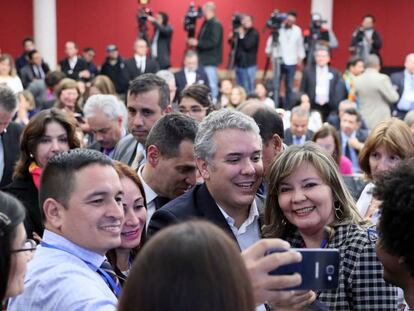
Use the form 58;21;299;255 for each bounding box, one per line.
136;6;152;40
310;13;326;34
266;10;288;31
232;13;243;30
184;3;203;38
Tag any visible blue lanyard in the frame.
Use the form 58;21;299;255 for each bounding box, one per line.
320;239;328;248
40;241;121;298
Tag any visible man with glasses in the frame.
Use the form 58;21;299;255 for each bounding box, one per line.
178;83;212;123
9;149;124;311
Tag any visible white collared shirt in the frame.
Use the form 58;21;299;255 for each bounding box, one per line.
151;30;159;58
315;66;330;104
217;201;261;251
184;68;197;86
137;164;157;228
68;56;78;69
134;55;146;73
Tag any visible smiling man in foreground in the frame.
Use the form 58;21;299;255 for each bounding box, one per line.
9;149;124;311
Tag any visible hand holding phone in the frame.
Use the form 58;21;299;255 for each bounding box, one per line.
266;248;340;290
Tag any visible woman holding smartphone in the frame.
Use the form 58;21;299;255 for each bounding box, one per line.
263;142;398;310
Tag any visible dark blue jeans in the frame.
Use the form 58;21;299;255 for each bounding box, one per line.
280;64;297;109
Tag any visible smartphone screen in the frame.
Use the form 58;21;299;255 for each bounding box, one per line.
266;248;340;290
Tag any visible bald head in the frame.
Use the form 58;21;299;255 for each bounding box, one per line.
203;1;216;19
366;54;381;70
405;53;414;74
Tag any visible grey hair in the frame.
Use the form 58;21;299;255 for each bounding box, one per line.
156;70;175;84
83;94;127;127
0;86;17;112
195;109;261;162
290;106;310;119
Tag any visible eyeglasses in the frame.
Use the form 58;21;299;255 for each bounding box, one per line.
11;239;37;253
178;106;208;115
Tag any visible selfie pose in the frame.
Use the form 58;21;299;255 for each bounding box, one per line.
263;142;397;310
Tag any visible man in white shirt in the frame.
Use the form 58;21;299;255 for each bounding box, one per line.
125;39;159;83
265;11;305;108
58;41;89;81
391;53;414;119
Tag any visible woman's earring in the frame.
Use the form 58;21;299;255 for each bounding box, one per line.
334;202;344;219
29;153;34;158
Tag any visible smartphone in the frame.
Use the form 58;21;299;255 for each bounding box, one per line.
265;248;340;290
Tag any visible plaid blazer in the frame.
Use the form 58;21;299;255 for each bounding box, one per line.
284;224;398;311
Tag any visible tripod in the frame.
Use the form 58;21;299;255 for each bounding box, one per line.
226;31;239;78
263;29;282;108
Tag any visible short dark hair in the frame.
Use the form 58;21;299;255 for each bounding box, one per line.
342;107;361;122
83;47;95;53
179;84;212;109
288;10;297;17
45;71;66;88
39;149;113;219
346;56;364;70
251;106;284;141
145;113;198;158
363;14;375;22
28;50;39;61
0;192;25;305
0;86;17;112
374;158;414;277
128;73;170;110
118;221;255;311
22;37;34;46
158;12;169;25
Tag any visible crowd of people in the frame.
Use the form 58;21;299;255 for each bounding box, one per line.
1;1;414;311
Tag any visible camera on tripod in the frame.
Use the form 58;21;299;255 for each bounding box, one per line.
266;10;288;31
310;13;326;34
184;3;203;38
136;6;152;40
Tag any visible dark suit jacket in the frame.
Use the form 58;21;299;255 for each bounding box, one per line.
197;17;223;66
390;70;405;99
350;29;382;57
284;129;314;146
20;62;50;88
338;129;368;156
100;56;130;94
151;22;173;69
148;183;262;245
59;57;88;80
174;68;210;95
300;66;347;115
3;173;43;239
0;122;23;188
125;56;160;83
234;27;259;68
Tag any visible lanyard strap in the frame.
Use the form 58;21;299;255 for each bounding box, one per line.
40;241;121;297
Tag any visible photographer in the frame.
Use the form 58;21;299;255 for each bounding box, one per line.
148;12;173;70
349;15;382;62
188;2;223;99
232;14;259;95
265;10;305;108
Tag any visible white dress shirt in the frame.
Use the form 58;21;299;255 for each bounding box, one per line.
134;55;146;73
184;68;197;86
315;66;331;105
68;56;78;69
217;201;261;251
137;164;157;228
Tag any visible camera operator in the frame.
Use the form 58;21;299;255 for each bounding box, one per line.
147;12;173;70
231;14;259;95
188;1;223;99
349;15;382;63
265;10;305;108
303;13;338;66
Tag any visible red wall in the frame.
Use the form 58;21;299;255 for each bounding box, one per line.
332;0;414;69
1;1;413;70
0;0;33;57
56;0;311;69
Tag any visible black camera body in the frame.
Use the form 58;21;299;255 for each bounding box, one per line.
136;6;152;40
266;11;288;31
232;13;242;30
184;3;203;38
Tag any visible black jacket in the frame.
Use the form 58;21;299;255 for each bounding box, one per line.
350;29;382;57
151;22;173;69
19;62;51;88
3;173;43;239
234;27;259;68
100;56;130;94
0;122;23;188
124;57;160;83
197;17;223;66
59;57;88;81
174;68;210;95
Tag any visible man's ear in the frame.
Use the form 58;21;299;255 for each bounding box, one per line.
272;134;283;155
43;198;65;230
147;145;161;167
196;157;210;181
